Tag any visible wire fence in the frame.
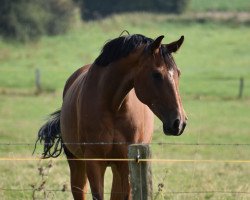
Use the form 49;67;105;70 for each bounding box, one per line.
1;142;250;146
1;141;250;162
0;142;250;199
1;157;250;163
1;187;250;195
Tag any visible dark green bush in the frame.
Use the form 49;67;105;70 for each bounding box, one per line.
0;0;46;41
0;0;75;41
79;0;190;19
44;0;76;35
155;0;191;13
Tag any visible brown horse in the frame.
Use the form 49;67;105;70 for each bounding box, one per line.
35;33;187;200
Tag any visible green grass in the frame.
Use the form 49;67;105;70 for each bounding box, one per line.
0;13;250;199
190;0;250;12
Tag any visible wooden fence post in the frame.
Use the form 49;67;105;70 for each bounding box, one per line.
128;144;153;200
238;77;244;99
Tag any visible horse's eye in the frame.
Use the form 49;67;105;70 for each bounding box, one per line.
152;72;163;82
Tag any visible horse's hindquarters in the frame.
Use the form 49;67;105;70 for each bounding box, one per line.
61;91;84;157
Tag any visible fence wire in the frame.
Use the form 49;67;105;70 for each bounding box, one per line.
0;188;250;196
1;142;250;146
1;142;250;162
1;157;250;163
1;187;250;195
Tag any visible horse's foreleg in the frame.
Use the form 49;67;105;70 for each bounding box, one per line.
110;162;131;200
110;165;122;200
85;151;106;200
66;149;88;200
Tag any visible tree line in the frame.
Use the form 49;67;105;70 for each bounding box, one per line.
0;0;190;41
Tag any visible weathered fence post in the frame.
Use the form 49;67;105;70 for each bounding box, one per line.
238;77;244;99
128;144;153;200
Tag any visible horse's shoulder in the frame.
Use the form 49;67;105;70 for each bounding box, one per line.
63;64;91;98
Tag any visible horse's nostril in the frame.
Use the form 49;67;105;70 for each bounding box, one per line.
173;119;180;130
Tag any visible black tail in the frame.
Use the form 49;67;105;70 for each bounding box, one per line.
34;110;63;158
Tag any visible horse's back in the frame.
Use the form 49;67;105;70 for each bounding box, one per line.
63;65;91;98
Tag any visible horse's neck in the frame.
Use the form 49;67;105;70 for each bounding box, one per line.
91;59;139;113
109;63;135;112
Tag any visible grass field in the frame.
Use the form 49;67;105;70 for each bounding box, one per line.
0;12;250;200
190;0;250;12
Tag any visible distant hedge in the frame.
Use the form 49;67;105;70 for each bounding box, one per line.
0;0;75;41
0;0;190;41
79;0;190;19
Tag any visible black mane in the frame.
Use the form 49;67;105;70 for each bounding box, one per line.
94;34;153;66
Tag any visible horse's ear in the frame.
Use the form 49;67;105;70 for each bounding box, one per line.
165;35;184;53
150;35;164;54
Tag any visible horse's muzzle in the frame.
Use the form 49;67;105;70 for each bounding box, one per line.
163;120;187;136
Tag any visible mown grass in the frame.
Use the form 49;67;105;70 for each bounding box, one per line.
0;13;250;199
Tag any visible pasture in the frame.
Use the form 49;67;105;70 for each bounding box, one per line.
0;13;250;199
190;0;250;12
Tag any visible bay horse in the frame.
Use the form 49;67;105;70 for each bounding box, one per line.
35;33;187;200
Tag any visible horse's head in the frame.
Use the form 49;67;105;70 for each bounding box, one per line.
134;35;187;136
